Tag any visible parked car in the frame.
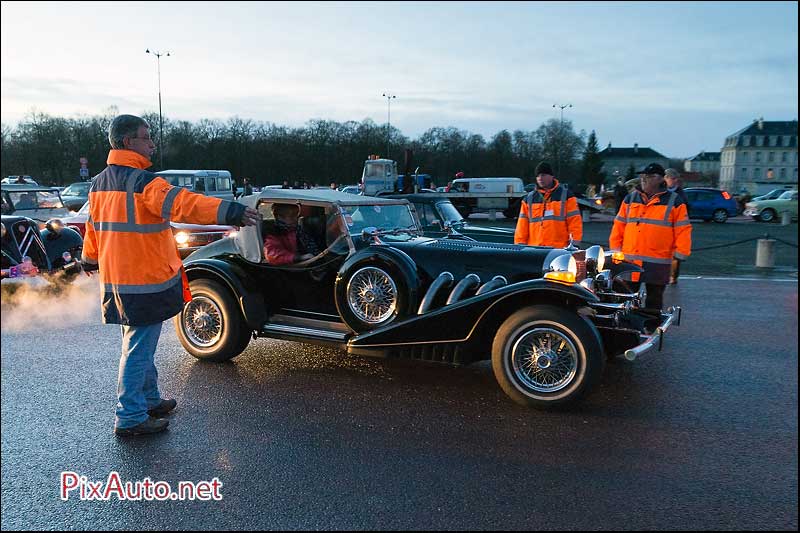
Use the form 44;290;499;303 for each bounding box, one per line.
340;185;362;195
172;188;681;409
384;193;514;243
1;184;71;224
751;187;796;202
743;190;798;222
60;181;91;212
156;170;235;201
61;200;235;258
2;176;38;185
683;187;740;223
1;214;83;287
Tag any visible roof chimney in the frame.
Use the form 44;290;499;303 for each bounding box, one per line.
633;143;638;154
700;150;705;156
758;117;764;130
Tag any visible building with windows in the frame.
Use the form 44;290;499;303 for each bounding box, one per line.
719;119;798;194
684;151;721;176
598;143;669;179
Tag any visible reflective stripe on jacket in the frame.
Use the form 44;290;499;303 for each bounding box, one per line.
609;188;692;284
82;150;246;325
514;179;582;248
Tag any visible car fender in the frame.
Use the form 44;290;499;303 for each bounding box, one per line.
40;226;83;264
348;278;598;351
184;258;266;330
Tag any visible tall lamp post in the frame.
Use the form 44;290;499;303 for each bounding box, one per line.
552;103;572;178
382;93;396;159
146;48;171;169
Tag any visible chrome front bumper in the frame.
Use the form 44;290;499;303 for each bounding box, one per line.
623;306;682;362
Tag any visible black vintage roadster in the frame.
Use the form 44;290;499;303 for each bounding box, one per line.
174;189;681;408
1;214;83;288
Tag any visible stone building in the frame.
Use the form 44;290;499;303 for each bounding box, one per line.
598;143;670;179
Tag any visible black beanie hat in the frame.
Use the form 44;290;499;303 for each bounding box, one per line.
535;161;554;176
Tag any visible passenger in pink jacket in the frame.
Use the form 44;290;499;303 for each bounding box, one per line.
263;203;317;265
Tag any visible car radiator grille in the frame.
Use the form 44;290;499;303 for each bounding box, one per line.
10;220;48;267
572;250;587;280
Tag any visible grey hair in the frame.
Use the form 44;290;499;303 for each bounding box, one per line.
108;114;149;149
664;168;680;179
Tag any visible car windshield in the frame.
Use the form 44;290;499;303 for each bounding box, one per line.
8;190;64;209
778;190;797;200
435;201;466;225
339;203;419;238
62;183;89;196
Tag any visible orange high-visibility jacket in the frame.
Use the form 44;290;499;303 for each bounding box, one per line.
514;180;583;248
609;188;692;284
82;150;246;325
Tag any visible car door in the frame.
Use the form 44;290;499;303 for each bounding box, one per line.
688;191;713;219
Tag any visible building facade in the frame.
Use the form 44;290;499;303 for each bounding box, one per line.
719;119;798;194
598;143;670;179
684;151;721;175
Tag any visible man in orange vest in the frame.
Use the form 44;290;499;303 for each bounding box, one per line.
515;161;582;248
83;114;260;436
609;163;692;311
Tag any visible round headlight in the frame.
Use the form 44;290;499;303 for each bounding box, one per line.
585;245;605;273
45;219;64;233
548;253;577;275
174;231;190;245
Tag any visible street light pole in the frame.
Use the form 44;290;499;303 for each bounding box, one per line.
146;48;171;169
382;93;396;159
552;103;572;178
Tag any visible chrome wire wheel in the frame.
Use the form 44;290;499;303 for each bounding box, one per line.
183;296;223;348
346;266;398;324
510;326;578;394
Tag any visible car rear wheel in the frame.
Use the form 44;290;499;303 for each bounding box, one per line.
174;279;251;361
712;209;728;223
492;305;604;408
759;208;776;223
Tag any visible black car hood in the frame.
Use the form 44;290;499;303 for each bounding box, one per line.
381;237;559;284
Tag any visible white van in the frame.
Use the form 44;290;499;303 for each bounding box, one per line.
450;177;524;194
157;170;235;201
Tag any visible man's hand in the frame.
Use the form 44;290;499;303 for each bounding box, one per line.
239;207;261;227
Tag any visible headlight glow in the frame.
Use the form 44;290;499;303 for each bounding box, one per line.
174;231;190;245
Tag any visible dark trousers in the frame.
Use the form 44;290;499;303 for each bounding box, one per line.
645;283;666;311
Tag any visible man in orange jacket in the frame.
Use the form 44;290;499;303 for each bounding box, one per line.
609;163;692;311
83;114;260;436
515;161;582;248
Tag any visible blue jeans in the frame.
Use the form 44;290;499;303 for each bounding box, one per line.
115;322;164;429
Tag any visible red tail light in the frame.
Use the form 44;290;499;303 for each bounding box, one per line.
722;191;731;200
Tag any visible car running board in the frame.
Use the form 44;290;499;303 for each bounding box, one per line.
260;313;351;342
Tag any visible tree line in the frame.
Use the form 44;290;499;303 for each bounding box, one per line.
2;108;610;189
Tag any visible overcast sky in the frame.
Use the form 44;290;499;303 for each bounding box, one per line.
1;1;797;158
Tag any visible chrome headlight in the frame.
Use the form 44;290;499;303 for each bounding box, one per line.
45;218;64;233
544;254;578;284
585;245;605;274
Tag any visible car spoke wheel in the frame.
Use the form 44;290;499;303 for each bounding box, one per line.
712;209;728;223
492;305;603;408
511;327;578;393
183;296;223;347
347;266;397;324
174;279;251;361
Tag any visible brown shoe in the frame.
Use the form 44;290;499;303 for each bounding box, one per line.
115;416;169;436
147;399;177;417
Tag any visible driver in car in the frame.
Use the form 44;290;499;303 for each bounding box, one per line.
263;203;319;265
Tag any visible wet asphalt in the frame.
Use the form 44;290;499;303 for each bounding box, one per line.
1;277;797;530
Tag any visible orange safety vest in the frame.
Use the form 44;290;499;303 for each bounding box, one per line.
514;179;583;248
609;188;692;284
82;150;245;325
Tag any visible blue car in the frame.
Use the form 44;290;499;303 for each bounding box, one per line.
683;187;740;223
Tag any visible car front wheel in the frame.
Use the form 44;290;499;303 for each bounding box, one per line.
174;278;251;361
759;208;776;223
492;305;604;408
712;209;728;223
